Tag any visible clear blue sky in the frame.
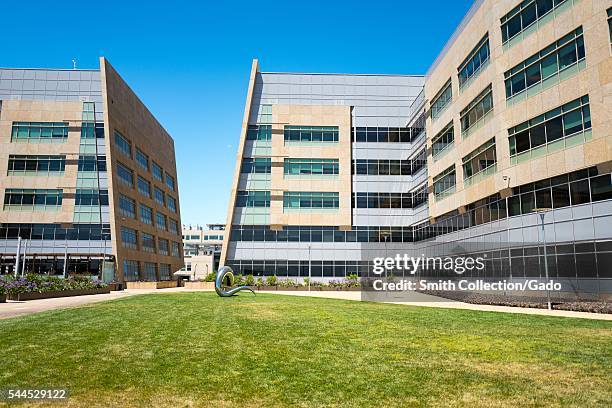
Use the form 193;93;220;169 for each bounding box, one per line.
3;0;473;226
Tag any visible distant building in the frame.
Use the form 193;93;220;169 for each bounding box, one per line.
177;224;225;280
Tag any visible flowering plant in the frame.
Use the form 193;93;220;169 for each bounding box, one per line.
0;274;107;295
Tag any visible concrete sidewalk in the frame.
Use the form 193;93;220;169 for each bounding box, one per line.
1;288;610;321
260;290;612;321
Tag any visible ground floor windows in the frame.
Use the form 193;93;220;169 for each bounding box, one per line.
0;223;111;240
143;262;157;281
159;264;171;280
283;192;339;209
123;260;140;281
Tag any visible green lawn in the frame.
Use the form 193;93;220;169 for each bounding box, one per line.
0;293;611;407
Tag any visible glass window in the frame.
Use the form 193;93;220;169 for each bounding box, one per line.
141;233;156;253
590;174;612;202
431;80;452;119
114;131;131;157
433;166;456;197
460;85;493;135
284;126;339;143
608;7;612;46
7;155;66;175
140;204;153;225
462;138;496;180
283;192;339;209
3;189;63;210
508;95;591;156
570;179;590;205
501;0;572;45
154;187;165;206
168;219;179;235
10;122;68;142
241;158;271;174
116;163;134;187
158;238;169;256
458;35;490;89
505;27;584;99
552;184;571;208
236;191;270;207
167;196;177;213
136;149;149;171
121;227;138;249
285;159;339;175
137;176;151;198
246;125;271;141
165;173;176;191
123;260;140;281
156;212;167;231
118;194;136;219
152;162;163;182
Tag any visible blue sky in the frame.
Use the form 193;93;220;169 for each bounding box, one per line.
3;0;473;226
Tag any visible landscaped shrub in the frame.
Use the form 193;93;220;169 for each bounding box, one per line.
256;277;264;288
202;272;217;282
245;275;255;286
346;274;360;287
266;275;278;286
0;274;107;295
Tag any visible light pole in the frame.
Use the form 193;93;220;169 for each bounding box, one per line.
308;244;312;291
21;239;28;277
14;236;22;278
380;231;391;279
534;208;552;310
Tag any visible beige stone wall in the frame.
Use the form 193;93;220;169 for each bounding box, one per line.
270;104;352;228
220;60;260;266
425;0;612;219
100;58;184;280
0;99;83;224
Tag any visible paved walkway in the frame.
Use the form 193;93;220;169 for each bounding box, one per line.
1;288;610;321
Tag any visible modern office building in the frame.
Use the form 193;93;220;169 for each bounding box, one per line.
178;224;225;280
0;57;183;282
222;0;612;299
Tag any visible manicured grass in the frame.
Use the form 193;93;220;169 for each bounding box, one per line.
0;293;611;407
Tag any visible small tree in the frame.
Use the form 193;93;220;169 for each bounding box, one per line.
245;274;255;286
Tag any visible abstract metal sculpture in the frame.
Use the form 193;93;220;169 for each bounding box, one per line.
215;266;255;297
